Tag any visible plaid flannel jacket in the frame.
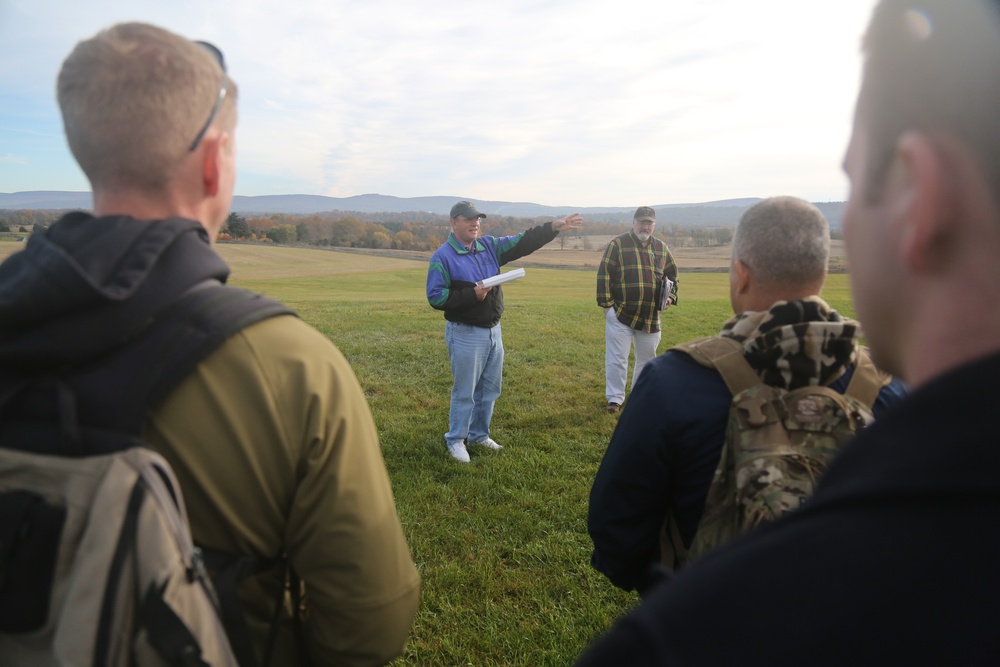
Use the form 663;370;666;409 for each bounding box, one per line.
596;232;678;333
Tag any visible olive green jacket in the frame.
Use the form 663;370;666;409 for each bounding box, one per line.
147;315;420;666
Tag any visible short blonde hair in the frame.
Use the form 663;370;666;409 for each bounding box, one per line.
57;22;237;193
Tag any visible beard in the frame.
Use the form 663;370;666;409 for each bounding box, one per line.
636;231;651;242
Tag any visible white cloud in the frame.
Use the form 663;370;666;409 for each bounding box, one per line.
0;153;28;165
0;0;877;205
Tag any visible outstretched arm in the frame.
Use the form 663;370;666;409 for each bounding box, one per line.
553;213;583;233
497;215;584;265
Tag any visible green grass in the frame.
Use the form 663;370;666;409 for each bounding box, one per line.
230;256;857;666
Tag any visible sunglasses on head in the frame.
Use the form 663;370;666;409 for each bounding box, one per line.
188;41;227;152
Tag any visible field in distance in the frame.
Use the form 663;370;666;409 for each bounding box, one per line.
527;236;848;271
217;236;848;273
0;237;849;273
210;237;849;275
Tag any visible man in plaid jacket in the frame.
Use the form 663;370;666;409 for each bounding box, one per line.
597;206;678;413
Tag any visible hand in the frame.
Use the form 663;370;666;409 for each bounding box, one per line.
553;213;583;232
474;282;493;301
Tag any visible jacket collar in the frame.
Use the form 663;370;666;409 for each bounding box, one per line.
447;232;486;255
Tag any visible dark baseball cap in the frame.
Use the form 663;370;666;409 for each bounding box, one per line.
633;206;656;222
451;200;487;219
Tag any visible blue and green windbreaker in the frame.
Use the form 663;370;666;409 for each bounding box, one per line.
426;222;558;328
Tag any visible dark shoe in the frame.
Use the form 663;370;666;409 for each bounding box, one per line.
606;402;621;414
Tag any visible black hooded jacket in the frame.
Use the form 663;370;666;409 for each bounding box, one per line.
0;212;230;373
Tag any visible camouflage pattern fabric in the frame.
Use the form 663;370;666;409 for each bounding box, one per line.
720;296;861;391
688;380;876;558
671;297;885;563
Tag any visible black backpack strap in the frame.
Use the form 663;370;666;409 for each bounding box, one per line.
199;549;276;667
95;480;148;664
121;281;295;432
285;565;311;666
129;282;296;667
101;281;295;665
0;282;294;455
140;580;212;667
200;548;312;667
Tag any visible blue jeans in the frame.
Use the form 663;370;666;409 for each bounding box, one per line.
444;321;504;444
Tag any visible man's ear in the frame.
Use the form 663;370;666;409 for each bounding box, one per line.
732;259;751;295
199;133;226;198
891;132;958;273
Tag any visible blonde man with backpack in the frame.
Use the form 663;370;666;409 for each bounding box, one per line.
0;22;419;667
587;196;907;596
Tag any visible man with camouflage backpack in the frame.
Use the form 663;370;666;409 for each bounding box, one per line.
578;3;1000;662
587;196;906;596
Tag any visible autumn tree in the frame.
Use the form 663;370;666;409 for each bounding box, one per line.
369;231;391;249
296;217;323;244
329;217;366;246
265;224;297;244
224;212;251;239
392;230;415;250
247;217;276;236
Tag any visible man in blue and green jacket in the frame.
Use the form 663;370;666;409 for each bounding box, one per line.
426;200;583;462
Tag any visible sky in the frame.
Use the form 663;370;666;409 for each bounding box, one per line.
0;0;878;207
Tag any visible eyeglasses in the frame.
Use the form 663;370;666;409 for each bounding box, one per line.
188;41;227;152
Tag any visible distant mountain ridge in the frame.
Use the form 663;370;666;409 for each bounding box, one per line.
0;191;844;228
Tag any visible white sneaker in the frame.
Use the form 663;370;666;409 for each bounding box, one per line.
446;440;471;462
470;437;503;450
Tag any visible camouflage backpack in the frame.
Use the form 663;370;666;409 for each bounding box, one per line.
663;336;886;568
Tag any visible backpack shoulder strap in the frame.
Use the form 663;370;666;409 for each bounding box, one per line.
843;345;888;408
73;280;295;436
138;281;295;414
200;547;313;667
672;336;760;396
0;283;294;456
660;337;760;573
122;283;295;667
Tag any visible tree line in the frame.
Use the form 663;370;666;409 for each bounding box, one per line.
219;212;739;250
0;207;735;248
0;207;844;248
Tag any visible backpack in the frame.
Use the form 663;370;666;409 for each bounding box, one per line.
661;336;887;569
0;281;293;667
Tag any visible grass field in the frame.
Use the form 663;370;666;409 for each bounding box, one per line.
215;245;857;666
0;240;857;665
